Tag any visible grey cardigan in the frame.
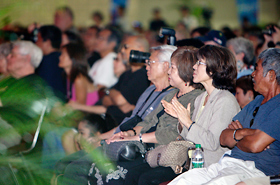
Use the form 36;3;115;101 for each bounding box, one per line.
137;88;204;147
180;88;240;167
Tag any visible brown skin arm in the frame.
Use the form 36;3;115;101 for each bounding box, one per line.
236;129;275;153
73;76;87;104
220;121;275;153
109;89;128;106
102;95;114;107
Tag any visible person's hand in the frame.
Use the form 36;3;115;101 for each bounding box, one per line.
228;120;243;130
106;132;127;144
106;135;135;144
171;98;192;127
27;23;41;34
272;26;280;44
162;99;178;118
67;101;81;110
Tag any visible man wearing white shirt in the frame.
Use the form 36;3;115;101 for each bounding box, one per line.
88;26;122;90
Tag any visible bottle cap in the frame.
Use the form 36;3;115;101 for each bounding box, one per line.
195;144;201;148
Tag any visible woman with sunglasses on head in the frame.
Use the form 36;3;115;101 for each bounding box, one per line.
167;45;240;185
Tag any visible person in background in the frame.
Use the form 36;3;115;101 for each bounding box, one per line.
54;6;77;33
198;30;227;47
59;43;98;105
0;42;12;80
88;26;122;90
35;25;66;101
149;8;168;32
61;30;83;47
91;11;104;29
190;27;210;38
69;35;150;126
179;5;198;32
235;75;258;109
227;37;255;79
82;26;101;67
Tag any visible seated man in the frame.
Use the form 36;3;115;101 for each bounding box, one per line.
69;35;151;125
0;41;61;152
168;48;280;185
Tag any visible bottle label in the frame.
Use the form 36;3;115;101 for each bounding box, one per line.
192;161;204;169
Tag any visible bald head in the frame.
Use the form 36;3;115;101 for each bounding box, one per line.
121;35;149;64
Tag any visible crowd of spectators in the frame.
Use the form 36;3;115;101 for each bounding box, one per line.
1;4;280;185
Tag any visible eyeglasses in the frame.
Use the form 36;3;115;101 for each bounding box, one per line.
250;106;259;127
196;60;207;66
145;60;158;66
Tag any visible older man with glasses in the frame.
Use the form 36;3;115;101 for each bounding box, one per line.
168;48;280;185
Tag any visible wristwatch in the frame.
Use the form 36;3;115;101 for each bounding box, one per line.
105;88;110;96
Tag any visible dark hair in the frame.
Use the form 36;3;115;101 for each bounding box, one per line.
236;75;257;97
104;26;123;52
191;27;210;37
81;114;107;134
92;11;104;21
89;25;101;33
176;38;204;48
56;6;74;20
197;45;237;92
63;31;83;45
39;25;62;49
171;46;204;90
62;43;92;83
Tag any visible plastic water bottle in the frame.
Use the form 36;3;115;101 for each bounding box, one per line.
191;144;204;169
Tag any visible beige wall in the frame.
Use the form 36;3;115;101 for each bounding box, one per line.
1;0;279;30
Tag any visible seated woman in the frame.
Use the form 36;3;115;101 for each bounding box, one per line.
59;43;99;105
85;47;205;185
235;75;258;109
166;45;241;185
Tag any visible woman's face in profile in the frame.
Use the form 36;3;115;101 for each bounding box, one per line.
168;59;184;88
193;58;211;84
235;87;253;109
58;48;72;70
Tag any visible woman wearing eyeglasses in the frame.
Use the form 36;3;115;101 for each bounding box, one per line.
166;45;241;185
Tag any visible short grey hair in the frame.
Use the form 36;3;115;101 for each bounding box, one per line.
134;35;149;52
151;45;177;67
0;42;12;59
258;48;280;85
12;41;43;68
227;37;254;65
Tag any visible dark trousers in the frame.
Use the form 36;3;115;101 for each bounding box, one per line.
124;164;178;185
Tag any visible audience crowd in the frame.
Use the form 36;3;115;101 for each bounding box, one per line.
1;4;280;185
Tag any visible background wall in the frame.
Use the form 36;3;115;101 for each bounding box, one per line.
1;0;280;30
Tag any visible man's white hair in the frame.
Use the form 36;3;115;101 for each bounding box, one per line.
13;41;43;68
151;45;177;67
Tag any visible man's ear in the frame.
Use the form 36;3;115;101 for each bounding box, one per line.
163;61;169;71
247;90;254;100
267;70;276;82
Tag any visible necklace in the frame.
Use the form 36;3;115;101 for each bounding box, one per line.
176;90;191;99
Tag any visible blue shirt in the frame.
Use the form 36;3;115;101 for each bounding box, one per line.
114;85;174;133
230;94;280;175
